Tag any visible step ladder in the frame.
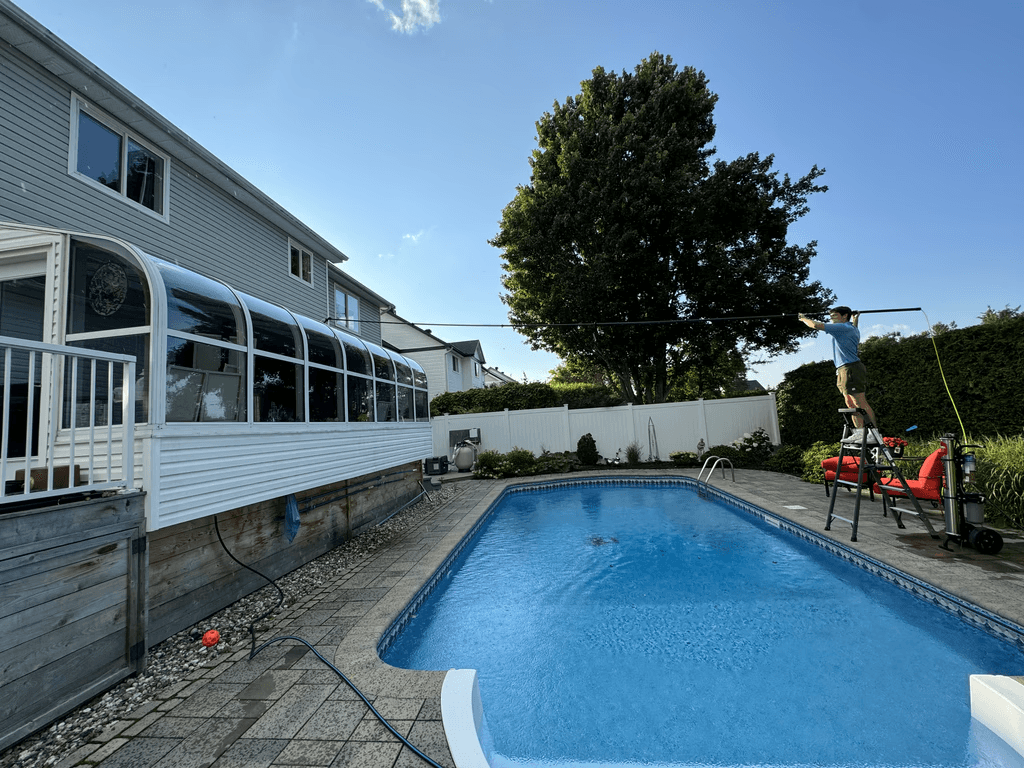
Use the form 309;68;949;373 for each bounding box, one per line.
825;408;939;542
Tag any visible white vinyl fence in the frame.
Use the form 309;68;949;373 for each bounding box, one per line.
431;394;780;461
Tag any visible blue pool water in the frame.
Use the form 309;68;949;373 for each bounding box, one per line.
382;482;1024;767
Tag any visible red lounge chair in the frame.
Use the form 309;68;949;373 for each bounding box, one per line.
821;454;871;497
872;446;947;502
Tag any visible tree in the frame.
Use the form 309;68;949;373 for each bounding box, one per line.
491;53;834;403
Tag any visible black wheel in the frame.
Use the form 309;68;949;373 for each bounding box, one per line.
969;527;1004;556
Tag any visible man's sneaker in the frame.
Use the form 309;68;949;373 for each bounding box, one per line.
842;432;880;445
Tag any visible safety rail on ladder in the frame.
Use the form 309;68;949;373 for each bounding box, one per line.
696;455;735;498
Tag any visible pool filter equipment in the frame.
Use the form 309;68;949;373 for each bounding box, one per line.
939;434;1003;555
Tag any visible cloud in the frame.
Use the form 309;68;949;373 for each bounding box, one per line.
377;252;396;261
403;230;426;244
368;0;441;34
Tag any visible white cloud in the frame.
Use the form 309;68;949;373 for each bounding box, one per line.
403;230;426;244
377;252;396;260
368;0;441;34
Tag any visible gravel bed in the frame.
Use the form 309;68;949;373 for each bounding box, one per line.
0;482;464;768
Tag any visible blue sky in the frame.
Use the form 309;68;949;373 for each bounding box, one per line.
16;0;1023;388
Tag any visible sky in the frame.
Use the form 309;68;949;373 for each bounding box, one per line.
14;0;1023;388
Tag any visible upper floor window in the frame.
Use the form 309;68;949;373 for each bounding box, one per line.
332;287;360;333
69;98;169;220
290;242;312;285
452;355;460;373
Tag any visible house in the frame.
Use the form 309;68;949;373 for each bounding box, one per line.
483;365;518;388
0;0;430;747
380;310;487;404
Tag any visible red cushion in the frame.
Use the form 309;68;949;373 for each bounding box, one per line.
872;447;946;501
822;455;867;483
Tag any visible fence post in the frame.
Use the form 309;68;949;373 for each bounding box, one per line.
767;392;781;444
563;404;571;452
504;408;512;452
698;398;709;447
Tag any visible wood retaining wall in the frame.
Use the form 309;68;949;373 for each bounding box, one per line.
146;461;423;646
0;492;146;752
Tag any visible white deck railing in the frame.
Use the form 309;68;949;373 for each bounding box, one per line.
1;335;136;505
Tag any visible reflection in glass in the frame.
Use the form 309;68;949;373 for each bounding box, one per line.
67;240;150;335
126;139;164;213
376;381;396;422
397;386;413;421
299;317;342;368
335;329;372;376
76;111;121;191
309;368;343;422
242;293;302;358
409;360;428;390
66;334;149;425
388;350;413;386
155;261;246;344
254;357;303;422
371;353;394;381
415;390;429;422
166;336;245;422
347;375;374;422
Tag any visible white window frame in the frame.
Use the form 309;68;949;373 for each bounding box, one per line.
331;285;360;334
452;355;460;373
68;95;171;223
288;241;314;287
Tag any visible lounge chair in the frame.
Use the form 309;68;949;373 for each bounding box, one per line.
872;446;947;504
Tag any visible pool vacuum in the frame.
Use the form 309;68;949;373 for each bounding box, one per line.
939;434;1003;555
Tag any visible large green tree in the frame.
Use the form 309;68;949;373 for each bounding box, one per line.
492;53;834;403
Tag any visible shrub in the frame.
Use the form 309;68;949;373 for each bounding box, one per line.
576;433;600;466
535;451;575;475
731;428;774;468
800;441;842;484
504;447;538;477
764;444;805;476
703;444;748;468
625;441;643;466
472;450;506;479
670;451;701;468
975;434;1024;529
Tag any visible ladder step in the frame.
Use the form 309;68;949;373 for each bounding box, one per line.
829;514;855;526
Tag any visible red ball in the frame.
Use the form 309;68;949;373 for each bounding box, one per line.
202;630;220;647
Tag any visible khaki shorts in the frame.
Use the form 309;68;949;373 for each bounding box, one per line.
836;361;868;396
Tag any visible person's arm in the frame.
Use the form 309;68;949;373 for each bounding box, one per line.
851;312;860;328
798;313;824;330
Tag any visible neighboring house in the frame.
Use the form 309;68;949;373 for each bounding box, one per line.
0;1;431;745
381;310;487;404
484;365;518;388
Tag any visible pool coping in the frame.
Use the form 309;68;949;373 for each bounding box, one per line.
373;473;1024;767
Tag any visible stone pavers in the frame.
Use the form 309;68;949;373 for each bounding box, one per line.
67;470;1023;767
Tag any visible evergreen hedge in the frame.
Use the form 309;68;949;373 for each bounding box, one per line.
430;381;621;415
778;315;1024;446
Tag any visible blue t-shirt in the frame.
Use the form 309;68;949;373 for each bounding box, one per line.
823;322;860;368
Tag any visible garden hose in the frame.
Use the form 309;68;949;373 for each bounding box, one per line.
212;514;446;768
921;310;969;438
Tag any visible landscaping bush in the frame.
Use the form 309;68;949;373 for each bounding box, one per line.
576;433;600;466
535;451;576;475
703;444;749;468
764;444;805;476
472;450;506;479
800;441;841;484
625;441;643;466
731;428;774;468
670;451;701;468
975;434;1024;529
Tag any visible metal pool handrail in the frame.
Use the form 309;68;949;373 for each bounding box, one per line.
696;455;735;498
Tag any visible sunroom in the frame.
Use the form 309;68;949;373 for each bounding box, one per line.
0;226;432;530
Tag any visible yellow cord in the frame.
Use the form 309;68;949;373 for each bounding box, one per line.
921;310;968;438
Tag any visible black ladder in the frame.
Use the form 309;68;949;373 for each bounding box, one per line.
825;408;939;541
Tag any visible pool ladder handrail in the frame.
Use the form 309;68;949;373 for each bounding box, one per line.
696;455;735;498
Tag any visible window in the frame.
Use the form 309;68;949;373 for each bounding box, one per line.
332;287;360;333
474;361;481;377
452;355;460;373
290;243;312;285
70;98;168;218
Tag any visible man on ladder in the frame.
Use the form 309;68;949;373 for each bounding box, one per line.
799;305;879;445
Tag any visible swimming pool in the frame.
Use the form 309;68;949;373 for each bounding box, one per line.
381;478;1024;767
